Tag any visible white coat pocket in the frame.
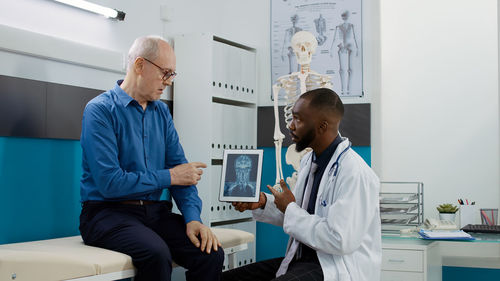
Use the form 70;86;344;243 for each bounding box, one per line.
316;195;331;216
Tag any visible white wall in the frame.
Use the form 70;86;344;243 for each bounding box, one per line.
0;0;164;90
376;0;500;220
3;0;499;224
0;0;270;98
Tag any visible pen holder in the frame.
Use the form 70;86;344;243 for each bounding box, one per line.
480;208;498;225
459;205;477;228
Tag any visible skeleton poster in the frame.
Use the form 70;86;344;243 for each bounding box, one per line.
271;0;363;99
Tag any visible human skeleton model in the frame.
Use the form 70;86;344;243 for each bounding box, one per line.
281;14;303;74
330;10;359;95
272;31;332;191
314;14;327;46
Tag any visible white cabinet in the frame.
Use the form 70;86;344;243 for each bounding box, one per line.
381;271;424;281
382;249;424;272
381;239;441;281
173;33;257;270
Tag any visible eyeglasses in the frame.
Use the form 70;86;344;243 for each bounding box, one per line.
142;57;177;81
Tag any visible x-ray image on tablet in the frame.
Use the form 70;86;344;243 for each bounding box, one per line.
219;149;263;202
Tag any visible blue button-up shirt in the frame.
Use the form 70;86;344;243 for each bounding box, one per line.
80;80;202;223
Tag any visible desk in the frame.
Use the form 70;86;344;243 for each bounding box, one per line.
382;233;500;281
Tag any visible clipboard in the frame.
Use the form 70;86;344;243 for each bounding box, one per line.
418;229;475;241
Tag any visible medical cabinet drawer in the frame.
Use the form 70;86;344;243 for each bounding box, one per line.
381;270;423;281
382;249;423;272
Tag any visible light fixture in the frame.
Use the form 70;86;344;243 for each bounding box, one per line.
54;0;125;21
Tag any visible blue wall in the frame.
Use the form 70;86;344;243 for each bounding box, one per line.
256;146;371;261
0;137;82;244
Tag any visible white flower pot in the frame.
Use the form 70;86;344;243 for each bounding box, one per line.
439;213;456;222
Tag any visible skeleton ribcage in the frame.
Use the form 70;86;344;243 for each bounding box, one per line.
279;73;332;127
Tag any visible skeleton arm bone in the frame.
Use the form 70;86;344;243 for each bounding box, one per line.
352;24;359;56
330;27;339;57
272;83;285;189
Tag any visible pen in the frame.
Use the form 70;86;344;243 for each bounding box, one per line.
466;199;469;205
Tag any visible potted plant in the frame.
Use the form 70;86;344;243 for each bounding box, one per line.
437;203;459;221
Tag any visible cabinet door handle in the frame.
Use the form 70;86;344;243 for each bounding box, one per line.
388;259;405;263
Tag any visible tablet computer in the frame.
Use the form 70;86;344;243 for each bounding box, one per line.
219;149;263;202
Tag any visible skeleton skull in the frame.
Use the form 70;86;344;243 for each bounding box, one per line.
235;155;252;185
341;10;350;20
291;31;318;65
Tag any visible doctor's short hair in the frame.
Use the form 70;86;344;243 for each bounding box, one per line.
300;88;344;118
127;35;167;71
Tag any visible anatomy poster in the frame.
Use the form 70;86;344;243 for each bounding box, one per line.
271;0;363;99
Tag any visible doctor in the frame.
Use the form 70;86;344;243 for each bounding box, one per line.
223;88;381;281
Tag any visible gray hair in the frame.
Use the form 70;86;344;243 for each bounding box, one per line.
127;35;166;71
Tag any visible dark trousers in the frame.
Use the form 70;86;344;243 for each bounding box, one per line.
79;201;224;281
222;257;323;281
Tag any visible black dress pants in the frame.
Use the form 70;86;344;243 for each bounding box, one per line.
79;201;224;281
222;257;323;281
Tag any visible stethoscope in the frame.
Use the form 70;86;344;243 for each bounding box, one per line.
328;142;352;177
319;142;352;207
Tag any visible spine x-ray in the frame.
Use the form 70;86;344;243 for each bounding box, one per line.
271;0;363;99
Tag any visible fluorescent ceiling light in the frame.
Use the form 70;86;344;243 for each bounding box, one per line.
54;0;125;21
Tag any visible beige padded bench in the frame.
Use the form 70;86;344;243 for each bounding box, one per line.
0;228;254;281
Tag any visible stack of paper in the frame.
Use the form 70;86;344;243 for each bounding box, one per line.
418;229;475;240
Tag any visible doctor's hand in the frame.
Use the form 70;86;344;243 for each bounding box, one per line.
186;221;221;254
170;162;207;186
232;192;267;212
267;180;295;213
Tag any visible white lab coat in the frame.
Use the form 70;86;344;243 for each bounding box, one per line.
253;138;381;281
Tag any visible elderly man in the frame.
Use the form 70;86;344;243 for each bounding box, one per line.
79;35;224;281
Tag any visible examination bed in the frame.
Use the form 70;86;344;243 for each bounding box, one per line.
0;228;254;281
